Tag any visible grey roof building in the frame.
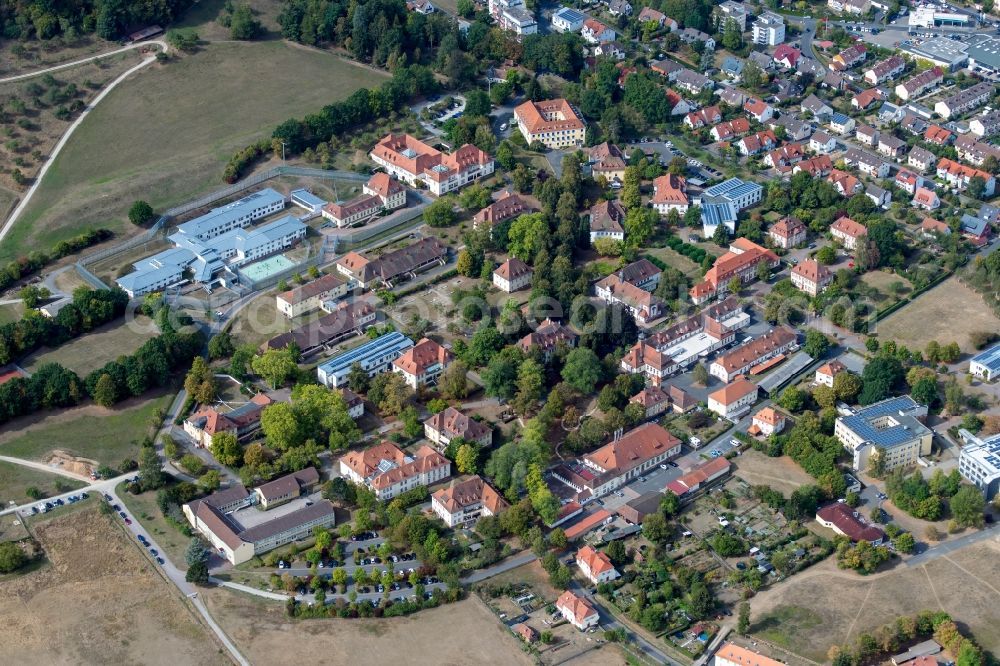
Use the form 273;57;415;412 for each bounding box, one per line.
905;37;969;70
958;432;1000;501
835;396;932;471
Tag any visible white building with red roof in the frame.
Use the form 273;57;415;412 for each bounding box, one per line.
709;326;798;382
183;393;273;448
629;385;672;420
814;359;846;387
339;441;451;500
749;406;786;436
275;272;348;318
651;174;689;214
369;134;494;196
791;259;832;296
514;99;586;149
575;545;620;584
688;238;779;305
556;590;599;630
816;503;885;544
493;257;533;292
392;337;452;388
708;376;759;419
831;216;867;250
431;475;508;527
768;216;807;249
580;423;682;496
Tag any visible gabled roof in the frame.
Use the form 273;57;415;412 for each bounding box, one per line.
393;337;451;376
494;257;532;281
831;216;867;239
709;376;758;405
556;590;598;624
584;423;680;474
432;475;507;515
576;545;616;576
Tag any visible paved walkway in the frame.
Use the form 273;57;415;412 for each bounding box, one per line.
0;454;93;482
461;551;537;584
0;40;168;247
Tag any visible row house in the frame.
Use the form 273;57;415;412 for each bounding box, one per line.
830;43;867;71
768;115;812;141
684;105;722;129
764;143;805;169
518;318;578;361
895;169;924;195
773;44;801;69
768;216;807;249
955;134;1000;167
831;216;868;250
791;259;832;296
895;67;944;101
493;257;533;293
935;81;993;120
863;56;905;85
793;154;833;177
908;146;937;173
828;169;863;197
711;118;751;141
651;174;689;214
936;158;996;197
737;129;777;156
709;326;798;382
970;110;1000;138
340;442;451;501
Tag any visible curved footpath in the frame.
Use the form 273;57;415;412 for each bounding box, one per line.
0;40;169;248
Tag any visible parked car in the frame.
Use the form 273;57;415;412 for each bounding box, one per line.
156;557;165;565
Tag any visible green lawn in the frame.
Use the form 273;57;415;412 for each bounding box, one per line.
750;605;824;652
0;392;172;466
116;483;192;565
0;40;387;263
0;461;85;505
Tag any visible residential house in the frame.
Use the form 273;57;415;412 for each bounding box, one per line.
551;6;587;32
924;125;954;147
606;0;632;17
393;337;452;388
752;12;785;46
589;199;626;243
581;18;616;43
960;213;992;246
970;110;1000;137
828;169;863;197
717;86;749;108
969;342;1000;382
844;148;890;178
513;99;586;149
679;27;714;50
340;388;364;419
674;69;714;95
424;407;492;448
184;393;273;448
937;158;996;197
715;1;748;30
616;258;662;291
878;102;906;124
768;216;807;248
649;58;683;78
908;146;937;172
831;216;867;250
629;386;672;420
912;187;940;211
684;105;722;129
855;123;879;147
815;360;846;387
877;134;907;159
664;457;732;497
808;131;837;155
866;183;891;209
896;67;944;101
935;81;993;119
709;326;798;382
921;217;952;239
665;89;690;115
830;43;867;71
575;545;620;584
773;44;801;69
707;376;759;419
852;87;884;111
651;174;689;214
955;134;1000;167
595;41;625;59
636;6;667;26
556;591;599;630
748;50;775;71
744;98;774;123
794;155;834;177
492;0;537;37
595;273;665;324
710;118;752;141
769;115;812;141
339;441;451;500
493;257;533;292
895;169;924;195
518;318;578;360
828;112;855;135
589;143;628;183
828;0;871;13
864;56;905;85
791;259;832;297
737;129;777;156
473;190;532;230
801;93;833;118
764;143;805;169
721;56;745;81
750;406;786;436
900;112;929;135
432;475;508;527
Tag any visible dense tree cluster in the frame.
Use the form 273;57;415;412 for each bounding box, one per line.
0;0;193;40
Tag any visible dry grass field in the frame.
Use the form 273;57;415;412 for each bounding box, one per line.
733;450;814;497
748;540;1000;662
878;277;999;354
203;591;533;666
0;460;85;506
0;506;228;666
22;318;159;375
1;40;386;263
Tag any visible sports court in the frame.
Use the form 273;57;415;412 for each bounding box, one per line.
239;254;297;282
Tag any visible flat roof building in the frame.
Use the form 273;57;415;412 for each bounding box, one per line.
317;331;414;388
958;431;1000;501
835;395;932;471
969;341;1000;381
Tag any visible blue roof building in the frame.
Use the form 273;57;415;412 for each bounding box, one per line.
970;342;1000;382
835;396;932;471
317;332;415;388
176;188;286;240
290;189;328;213
700;177;762;238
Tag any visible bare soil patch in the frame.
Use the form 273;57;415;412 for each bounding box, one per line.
0;506;228;665
733;450;813;497
879;277;999;354
203;590;532;666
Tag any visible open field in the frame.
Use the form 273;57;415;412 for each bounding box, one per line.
0;391;172;465
0;460;85;506
117;484;193;565
0;505;228;665
879;277;999;354
0;301;25;324
748;540;1000;662
0;49;146;193
21;317;159;375
203;590;532;666
0;36;118;78
1;40;387;263
732;450;813;497
645;247;700;277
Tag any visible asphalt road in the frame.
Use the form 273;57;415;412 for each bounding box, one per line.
905;521;1000;567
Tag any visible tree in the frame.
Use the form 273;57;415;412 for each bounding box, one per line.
804;330;831;358
229;3;263;40
211;431;243;467
727;275;742;295
0;541;28;573
514;357;544;415
179;453;205;476
893;531;915;554
816;245;837;265
833;371;863;402
367;371;410;416
260;402;301;450
347;362;370;393
456;443;479;474
561;347;602;394
92;373;117;408
950;485;985;528
185;537;210;567
456;249;477;277
186;560;209;585
967;175;987;200
128;200;155;226
738;602;750;634
692;363;709;386
208;332;234;360
912;376;938;407
624;208;656;247
166;28;199;52
756;259;771;283
138;446;165;491
251;349;297;388
439;360;470;400
777;385;805;413
199;469;222;492
184;357;217;404
713;223;730;247
423;197;457;227
859;356;903;405
18;285;50;309
496;141;515;171
507;213;549;261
